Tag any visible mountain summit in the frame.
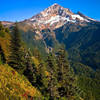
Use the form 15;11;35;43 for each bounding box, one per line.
2;4;97;30
22;3;96;30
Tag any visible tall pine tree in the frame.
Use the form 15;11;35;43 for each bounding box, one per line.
46;53;59;99
0;45;6;64
23;49;37;85
8;23;25;73
0;22;5;37
56;49;77;99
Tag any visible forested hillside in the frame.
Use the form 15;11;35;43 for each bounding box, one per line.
0;19;100;100
55;22;100;70
0;22;82;99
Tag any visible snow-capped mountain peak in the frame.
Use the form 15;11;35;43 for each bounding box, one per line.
24;3;97;30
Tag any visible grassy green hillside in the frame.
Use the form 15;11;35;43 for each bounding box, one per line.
0;64;41;100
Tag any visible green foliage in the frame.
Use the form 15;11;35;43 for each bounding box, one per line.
25;49;82;99
0;45;6;64
0;22;5;37
0;30;5;37
5;28;10;33
1;20;99;99
72;62;100;100
19;28;47;57
31;49;82;99
8;23;26;74
46;53;59;99
77;75;100;100
23;49;37;87
0;23;10;62
71;62;95;77
56;49;78;99
55;22;100;69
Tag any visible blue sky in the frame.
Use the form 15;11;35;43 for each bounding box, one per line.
0;0;100;22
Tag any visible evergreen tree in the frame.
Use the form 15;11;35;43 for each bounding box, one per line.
56;49;77;99
36;61;46;89
0;22;4;30
8;23;26;73
0;45;6;64
46;53;59;99
23;49;37;85
0;22;5;37
32;49;45;89
32;49;50;99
